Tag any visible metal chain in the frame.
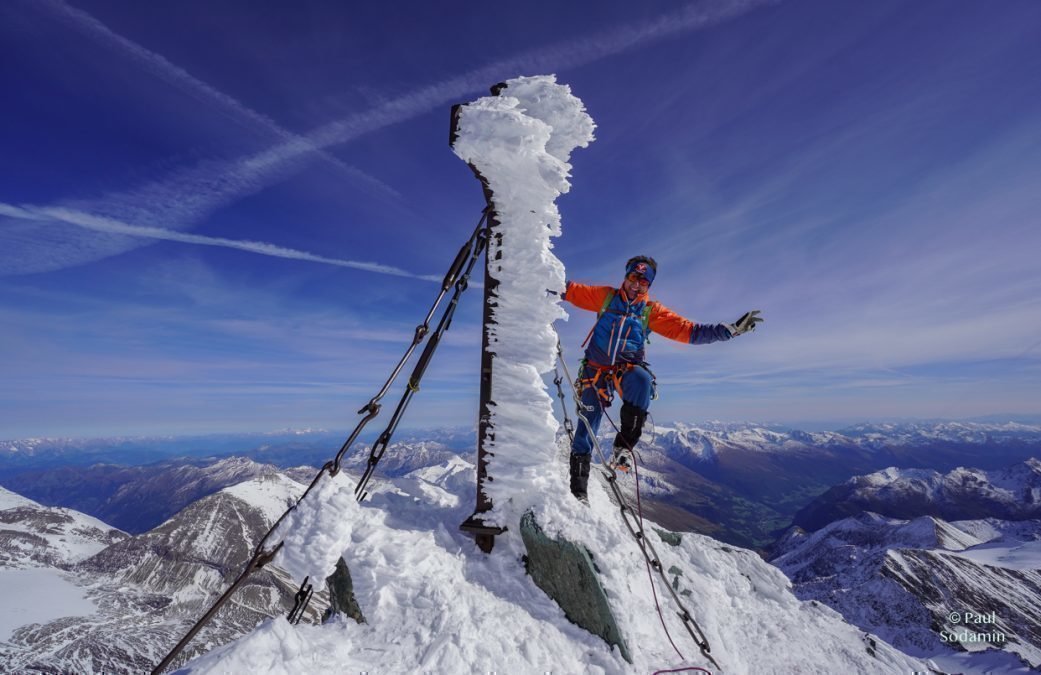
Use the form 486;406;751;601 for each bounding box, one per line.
287;577;314;625
330;207;491;476
551;352;576;446
151;209;490;675
555;346;720;671
354;221;488;502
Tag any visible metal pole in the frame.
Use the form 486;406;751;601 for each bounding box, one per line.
451;87;508;552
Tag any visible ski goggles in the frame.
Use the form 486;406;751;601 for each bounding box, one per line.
626;273;651;287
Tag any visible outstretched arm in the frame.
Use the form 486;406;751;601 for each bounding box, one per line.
561;281;614;313
648;304;729;344
649;304;763;345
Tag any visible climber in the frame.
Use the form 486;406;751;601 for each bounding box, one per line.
562;255;762;501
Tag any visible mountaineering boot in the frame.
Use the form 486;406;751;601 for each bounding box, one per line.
569;453;591;502
613;402;647;453
610;445;632;473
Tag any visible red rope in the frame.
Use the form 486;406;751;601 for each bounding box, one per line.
631;448;687;662
599;403;687;662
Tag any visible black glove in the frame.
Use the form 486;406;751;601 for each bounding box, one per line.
727;310;763;337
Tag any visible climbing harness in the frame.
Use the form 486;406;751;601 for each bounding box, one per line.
576;359;634;403
574;358;658;405
556;343;721;672
151;208;490;675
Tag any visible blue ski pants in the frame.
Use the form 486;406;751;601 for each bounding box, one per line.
570;363;653;457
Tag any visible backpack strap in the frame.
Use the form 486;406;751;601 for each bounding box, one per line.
598;290;617;318
582;291;655;348
581;290;618;349
641;302;653;334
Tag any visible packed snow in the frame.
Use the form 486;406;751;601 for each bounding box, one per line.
0;568;96;640
182;449;927;674
269;470;362;583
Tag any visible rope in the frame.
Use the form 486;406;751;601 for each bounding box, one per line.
555;345;720;672
151;209;490;674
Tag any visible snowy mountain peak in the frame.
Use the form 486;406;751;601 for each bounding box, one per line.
796;458;1041;531
773;509;1041;671
0;486;127;569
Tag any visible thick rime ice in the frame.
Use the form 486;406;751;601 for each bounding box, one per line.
270;471;362;583
450;74;594;527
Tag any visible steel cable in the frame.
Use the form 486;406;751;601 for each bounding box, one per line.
151;209;489;674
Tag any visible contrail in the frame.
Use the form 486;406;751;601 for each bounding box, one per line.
2;202;438;281
29;0;399;199
1;0;775;276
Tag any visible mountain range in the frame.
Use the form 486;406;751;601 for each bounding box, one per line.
0;473;323;673
134;456;930;673
5;438;1040;671
794;457;1041;530
4;421;1041;548
772;458;1041;672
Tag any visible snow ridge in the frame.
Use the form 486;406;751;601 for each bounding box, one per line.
182;456;927;674
773;511;1041;670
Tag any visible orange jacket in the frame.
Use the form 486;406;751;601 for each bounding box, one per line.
563;281;731;350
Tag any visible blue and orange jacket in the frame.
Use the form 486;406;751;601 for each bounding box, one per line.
563;281;732;366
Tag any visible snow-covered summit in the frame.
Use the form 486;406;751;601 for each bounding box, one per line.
171;75;930;675
0;485;127;569
795;458;1041;530
184;452;927;674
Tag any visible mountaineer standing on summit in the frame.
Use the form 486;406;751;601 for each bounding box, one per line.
561;255;762;501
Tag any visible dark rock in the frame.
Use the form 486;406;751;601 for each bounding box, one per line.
322;556;365;624
654;528;682;547
519;512;631;663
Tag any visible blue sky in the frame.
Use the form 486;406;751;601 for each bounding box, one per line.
2;0;1040;438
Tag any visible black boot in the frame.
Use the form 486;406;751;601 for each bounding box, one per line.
614;401;648;452
569;453;591;501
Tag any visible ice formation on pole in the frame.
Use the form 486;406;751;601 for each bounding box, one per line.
450;75;595;527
